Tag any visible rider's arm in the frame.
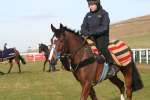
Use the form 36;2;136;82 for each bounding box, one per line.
93;12;110;36
81;15;91;36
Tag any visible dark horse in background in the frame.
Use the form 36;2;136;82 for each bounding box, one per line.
0;48;26;73
39;43;57;72
49;24;143;100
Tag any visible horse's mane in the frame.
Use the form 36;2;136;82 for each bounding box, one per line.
40;43;48;49
63;26;80;36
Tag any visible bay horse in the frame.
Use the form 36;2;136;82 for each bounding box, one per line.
0;48;26;73
49;24;143;100
38;43;57;72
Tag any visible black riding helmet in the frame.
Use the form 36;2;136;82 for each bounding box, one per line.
87;0;100;5
87;0;101;10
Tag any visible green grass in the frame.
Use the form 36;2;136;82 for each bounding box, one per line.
120;33;150;48
0;62;150;100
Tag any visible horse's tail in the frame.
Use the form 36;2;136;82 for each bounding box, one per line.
131;51;143;92
19;55;26;64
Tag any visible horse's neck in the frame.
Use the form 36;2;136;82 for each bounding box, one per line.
65;32;82;53
65;32;88;64
43;47;49;54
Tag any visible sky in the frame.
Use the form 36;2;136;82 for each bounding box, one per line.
0;0;149;52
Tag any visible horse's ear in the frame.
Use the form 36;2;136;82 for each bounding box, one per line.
60;23;64;29
51;24;57;32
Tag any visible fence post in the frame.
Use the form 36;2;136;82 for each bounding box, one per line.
139;49;142;64
132;49;136;62
33;54;36;62
146;48;149;64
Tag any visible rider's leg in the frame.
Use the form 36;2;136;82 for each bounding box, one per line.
94;36;119;77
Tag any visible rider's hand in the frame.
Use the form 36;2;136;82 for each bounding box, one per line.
81;34;89;39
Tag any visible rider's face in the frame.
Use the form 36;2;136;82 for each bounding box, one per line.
89;4;97;12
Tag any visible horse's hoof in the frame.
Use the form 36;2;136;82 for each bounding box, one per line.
46;70;50;72
0;72;5;75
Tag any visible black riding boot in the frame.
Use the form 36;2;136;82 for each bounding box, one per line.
107;64;119;77
94;36;119;78
101;48;119;78
106;54;119;77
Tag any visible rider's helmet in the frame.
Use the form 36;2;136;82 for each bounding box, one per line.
87;0;100;6
87;0;101;10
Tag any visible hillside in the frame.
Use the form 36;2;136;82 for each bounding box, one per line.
110;15;150;48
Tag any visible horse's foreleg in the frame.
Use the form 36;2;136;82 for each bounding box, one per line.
52;64;56;71
48;62;52;72
89;87;98;100
17;61;21;73
43;60;47;72
8;60;13;73
121;67;132;100
80;81;91;100
15;58;21;73
109;76;125;100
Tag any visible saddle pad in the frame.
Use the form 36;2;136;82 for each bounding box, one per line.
87;39;99;54
87;39;132;66
0;48;16;60
108;40;132;66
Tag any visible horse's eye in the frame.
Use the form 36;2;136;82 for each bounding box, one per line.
60;40;63;43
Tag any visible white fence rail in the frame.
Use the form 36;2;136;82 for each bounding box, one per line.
20;48;150;64
132;48;150;64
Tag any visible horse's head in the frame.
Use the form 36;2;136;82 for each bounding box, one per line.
50;24;72;71
39;44;42;53
50;23;80;57
38;43;48;53
50;24;66;58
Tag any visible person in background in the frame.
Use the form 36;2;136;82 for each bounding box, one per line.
4;43;7;50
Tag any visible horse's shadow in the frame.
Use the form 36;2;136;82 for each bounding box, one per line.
0;70;5;75
0;71;32;75
111;97;120;100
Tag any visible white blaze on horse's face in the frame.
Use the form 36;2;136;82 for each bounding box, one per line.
53;36;58;42
49;36;58;61
49;44;56;61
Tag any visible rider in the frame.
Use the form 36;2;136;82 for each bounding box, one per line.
4;43;7;50
81;0;118;77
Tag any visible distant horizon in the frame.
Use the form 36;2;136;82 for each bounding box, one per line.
113;14;150;24
0;0;149;52
15;14;150;53
1;14;149;53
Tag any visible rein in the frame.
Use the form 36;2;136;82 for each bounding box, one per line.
61;36;95;72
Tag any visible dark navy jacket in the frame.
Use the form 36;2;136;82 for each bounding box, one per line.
81;8;110;37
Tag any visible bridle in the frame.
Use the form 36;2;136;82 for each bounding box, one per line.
51;32;88;71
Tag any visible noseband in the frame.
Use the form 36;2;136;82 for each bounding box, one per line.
53;33;95;72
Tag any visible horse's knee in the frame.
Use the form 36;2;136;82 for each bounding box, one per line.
80;82;91;100
126;84;132;99
90;88;98;100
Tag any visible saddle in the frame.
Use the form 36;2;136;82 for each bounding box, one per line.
0;48;16;62
86;39;132;66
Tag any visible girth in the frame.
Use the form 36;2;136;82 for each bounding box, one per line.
71;57;96;71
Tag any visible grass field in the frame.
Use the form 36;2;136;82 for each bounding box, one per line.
110;15;150;48
0;62;149;100
117;33;150;48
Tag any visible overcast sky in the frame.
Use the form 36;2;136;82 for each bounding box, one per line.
0;0;149;52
